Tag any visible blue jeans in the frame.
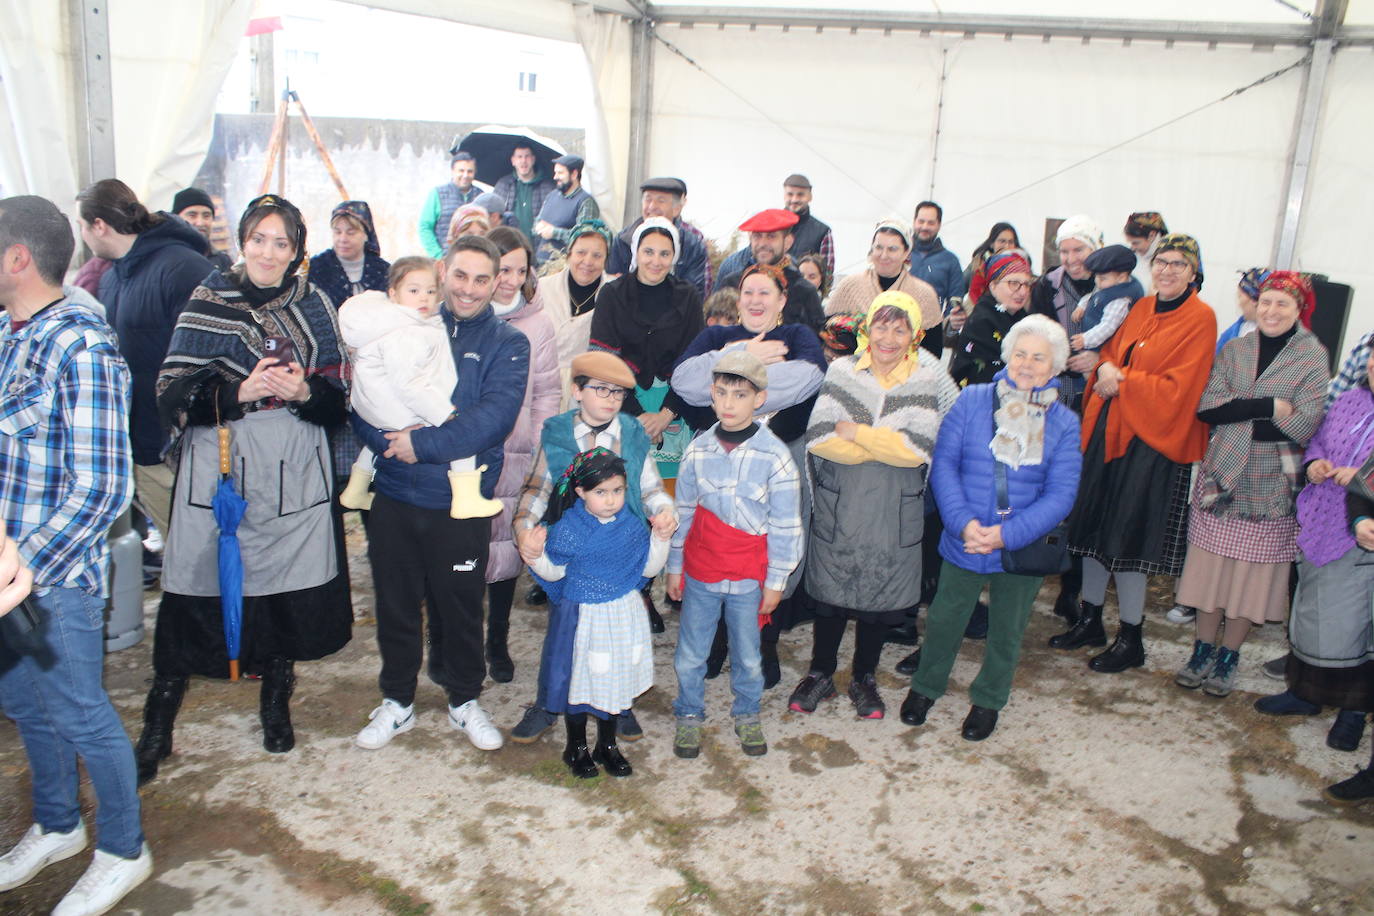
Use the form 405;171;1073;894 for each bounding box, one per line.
0;586;144;858
673;576;763;720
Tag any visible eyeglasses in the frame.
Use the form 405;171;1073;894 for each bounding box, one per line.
585;384;628;400
1153;258;1192;273
999;279;1032;292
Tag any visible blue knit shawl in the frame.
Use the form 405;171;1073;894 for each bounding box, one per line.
534;502;649;605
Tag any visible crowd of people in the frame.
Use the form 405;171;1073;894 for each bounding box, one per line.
0;140;1372;913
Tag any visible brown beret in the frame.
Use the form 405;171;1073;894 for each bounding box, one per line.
571;351;635;390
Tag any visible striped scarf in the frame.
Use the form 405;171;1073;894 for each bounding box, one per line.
805;353;943;464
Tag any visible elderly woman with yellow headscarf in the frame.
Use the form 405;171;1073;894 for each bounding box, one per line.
901;314;1081;741
789;291;958;720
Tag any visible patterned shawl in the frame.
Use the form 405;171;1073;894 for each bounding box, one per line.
991;372;1059;469
158;269;349;441
1194;326;1329;519
308;248;390;313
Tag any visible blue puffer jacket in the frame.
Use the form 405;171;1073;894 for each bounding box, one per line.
907;238;966;304
97;215;214;464
352;304;530;510
931;373;1082;574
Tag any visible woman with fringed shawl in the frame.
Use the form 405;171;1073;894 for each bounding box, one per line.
133;194;353;785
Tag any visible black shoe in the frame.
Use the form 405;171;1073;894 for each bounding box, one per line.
563;714;599;779
486;599;514;683
1048;601;1106;650
526;583;548;606
1089;621;1145;673
616;710;644;742
705;620;728;679
895;647;922;676
135;675;188;786
1328;710;1368;752
964;602;989;640
1324;768;1374;807
643;590;665;634
1052;588;1079;625
592;715;632;777
788;672;836;713
260;658;296;753
761;639;781;690
884;618;921;646
900;690;934;727
961;705;998;741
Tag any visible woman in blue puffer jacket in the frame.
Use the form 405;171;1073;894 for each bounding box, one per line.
901;313;1082;741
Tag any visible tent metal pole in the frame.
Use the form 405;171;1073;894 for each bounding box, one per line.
68;0;116;188
1273;38;1333;270
625;15;655;225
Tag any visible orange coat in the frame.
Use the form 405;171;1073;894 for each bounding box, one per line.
1080;291;1216;464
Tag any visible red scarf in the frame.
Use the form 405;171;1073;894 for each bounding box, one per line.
683;506;772;628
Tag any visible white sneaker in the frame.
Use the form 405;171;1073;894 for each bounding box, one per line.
355;699;416;750
0;821;87;892
449;699;503;750
52;843;152;916
1166;604;1196;624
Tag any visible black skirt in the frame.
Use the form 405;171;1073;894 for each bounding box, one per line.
153;509;353;678
1068;403;1192;577
1288;655;1374;711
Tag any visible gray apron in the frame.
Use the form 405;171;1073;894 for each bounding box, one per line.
161;409;337;597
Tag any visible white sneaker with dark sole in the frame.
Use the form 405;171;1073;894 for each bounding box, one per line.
1165;604;1196;624
355;699;416;750
0;821;87;892
449;700;503;750
52;843;153;916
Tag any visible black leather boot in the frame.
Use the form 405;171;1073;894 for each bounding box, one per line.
1089;621;1145;673
486;600;514;683
642;587;665;634
135;675;188;786
592;714;632;777
705;619;728;679
1048;601;1106;650
260;657;296;753
1053;564;1082;624
562;714;598;779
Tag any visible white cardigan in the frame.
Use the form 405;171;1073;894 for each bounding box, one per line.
537;267;614;406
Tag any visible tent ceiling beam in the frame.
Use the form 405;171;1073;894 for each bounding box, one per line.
625;15;656;225
647;6;1374;47
69;0;116;189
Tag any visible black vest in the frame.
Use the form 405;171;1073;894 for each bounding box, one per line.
788;208;831;260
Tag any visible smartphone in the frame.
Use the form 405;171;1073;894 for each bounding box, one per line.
263;335;297;367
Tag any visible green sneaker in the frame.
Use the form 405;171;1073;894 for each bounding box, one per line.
674;719;702;759
734;718;767;756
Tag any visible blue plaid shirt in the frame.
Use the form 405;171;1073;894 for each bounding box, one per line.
1329;331;1374;408
0;296;132;597
668;423;802;593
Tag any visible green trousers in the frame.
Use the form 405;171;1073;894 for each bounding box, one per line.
911;560;1043;711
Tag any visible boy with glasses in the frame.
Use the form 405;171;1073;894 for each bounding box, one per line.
508;351;677;743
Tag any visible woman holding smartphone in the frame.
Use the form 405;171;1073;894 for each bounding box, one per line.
134;195;353;784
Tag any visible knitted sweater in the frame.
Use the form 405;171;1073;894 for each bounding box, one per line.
805;353;945;467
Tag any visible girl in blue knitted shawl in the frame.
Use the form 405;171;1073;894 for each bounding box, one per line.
526;447;671;779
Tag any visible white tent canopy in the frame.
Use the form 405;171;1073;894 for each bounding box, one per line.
7;0;1373;353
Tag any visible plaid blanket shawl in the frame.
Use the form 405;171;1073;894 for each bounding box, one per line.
1195;327;1328;519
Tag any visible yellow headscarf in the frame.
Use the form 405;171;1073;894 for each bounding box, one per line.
857;290;926;356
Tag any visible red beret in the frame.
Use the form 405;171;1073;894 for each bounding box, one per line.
738;208;799;233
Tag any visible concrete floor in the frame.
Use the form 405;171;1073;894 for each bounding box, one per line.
2;519;1372;915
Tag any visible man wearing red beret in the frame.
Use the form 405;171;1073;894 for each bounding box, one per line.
717;209;824;332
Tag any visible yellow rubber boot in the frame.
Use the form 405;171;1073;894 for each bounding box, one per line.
338;466;375;511
449;466;503;519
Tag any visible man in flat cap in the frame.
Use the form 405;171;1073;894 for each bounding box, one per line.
608;177;712;299
533;154;600;266
717;209;824;332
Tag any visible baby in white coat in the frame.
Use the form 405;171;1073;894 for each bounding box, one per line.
337;256;500;519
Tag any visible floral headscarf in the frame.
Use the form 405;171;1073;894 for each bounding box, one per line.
820;312;861;357
1259;270;1316;329
568;218;614;251
1154;233;1201;273
1238;267;1271;301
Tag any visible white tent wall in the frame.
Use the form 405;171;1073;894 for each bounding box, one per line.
1295;46;1374;357
647;22;1335;338
2;0;250;210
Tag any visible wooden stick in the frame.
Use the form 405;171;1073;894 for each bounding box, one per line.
257;94;289;195
218;426;231;475
229;659;240;681
291;91;350;200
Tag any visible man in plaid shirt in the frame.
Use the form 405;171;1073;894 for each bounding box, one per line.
0;196;151;915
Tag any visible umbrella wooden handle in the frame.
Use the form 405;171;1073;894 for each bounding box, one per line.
229;659;240;681
218;426;231;475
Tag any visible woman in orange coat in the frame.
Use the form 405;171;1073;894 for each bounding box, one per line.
1050;234;1216;672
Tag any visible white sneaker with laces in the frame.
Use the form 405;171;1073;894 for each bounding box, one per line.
0;821;87;892
1166;604;1196;624
449;699;503;750
52;843;152;916
355;699;416;750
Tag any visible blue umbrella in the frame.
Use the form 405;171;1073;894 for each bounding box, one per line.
212;427;247;680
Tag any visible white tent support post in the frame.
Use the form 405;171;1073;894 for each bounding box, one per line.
68;0;115;188
625;10;655;225
1273;0;1347;269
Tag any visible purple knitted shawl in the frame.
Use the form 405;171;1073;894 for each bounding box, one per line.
1297;386;1374;566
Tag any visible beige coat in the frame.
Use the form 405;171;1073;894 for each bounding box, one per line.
826;267;941;330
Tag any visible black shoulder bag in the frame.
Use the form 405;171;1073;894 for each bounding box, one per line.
994;461;1070;576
